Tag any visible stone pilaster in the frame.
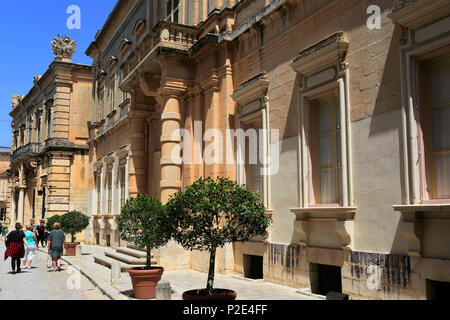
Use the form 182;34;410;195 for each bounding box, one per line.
9;189;16;228
46;151;72;216
200;78;220;179
52;73;73;139
17;187;25;225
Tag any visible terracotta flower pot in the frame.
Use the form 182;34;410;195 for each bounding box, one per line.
182;289;237;301
65;242;80;256
128;267;164;299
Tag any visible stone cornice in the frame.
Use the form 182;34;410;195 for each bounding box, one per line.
291;207;357;221
85;0;132;57
87;115;129;145
388;0;450;30
290;32;348;78
232;73;269;105
10;61;92;117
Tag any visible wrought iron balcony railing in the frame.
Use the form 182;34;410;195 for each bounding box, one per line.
11;143;42;162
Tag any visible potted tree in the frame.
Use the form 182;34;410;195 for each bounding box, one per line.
45;215;62;231
167;177;271;300
118;195;172;299
60;210;90;256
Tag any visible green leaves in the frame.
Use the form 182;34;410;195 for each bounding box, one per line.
46;215;62;231
60;210;90;242
118;195;171;252
166;177;271;252
166;177;271;292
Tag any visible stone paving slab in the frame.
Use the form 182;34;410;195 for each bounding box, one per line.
51;244;321;300
0;241;109;300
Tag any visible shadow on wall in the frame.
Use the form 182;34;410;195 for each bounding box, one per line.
368;24;408;255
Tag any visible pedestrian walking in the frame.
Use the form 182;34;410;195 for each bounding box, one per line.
36;221;46;247
4;223;29;274
0;223;6;241
22;225;38;269
47;222;65;272
44;228;49;247
2;226;8;241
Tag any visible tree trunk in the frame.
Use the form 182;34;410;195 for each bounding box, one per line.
146;246;151;270
206;247;217;295
71;234;75;243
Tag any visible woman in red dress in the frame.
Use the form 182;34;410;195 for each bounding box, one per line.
4;223;29;274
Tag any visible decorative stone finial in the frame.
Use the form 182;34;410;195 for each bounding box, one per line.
11;94;24;109
51;35;77;62
33;75;42;85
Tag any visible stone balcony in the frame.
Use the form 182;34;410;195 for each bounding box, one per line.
11;143;42;162
122;20;200;83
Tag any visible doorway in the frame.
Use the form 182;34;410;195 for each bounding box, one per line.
310;264;342;295
427;279;450;300
243;254;264;280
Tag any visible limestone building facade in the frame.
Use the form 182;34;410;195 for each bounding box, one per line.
8;36;93;234
86;0;450;299
0;147;11;223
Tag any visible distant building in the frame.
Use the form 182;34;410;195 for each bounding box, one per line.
0;147;11;223
8;36;93;234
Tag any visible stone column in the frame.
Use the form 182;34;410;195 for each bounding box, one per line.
98;217;106;247
202;83;220;179
128;115;148;198
193;91;204;180
10;190;16;228
17;188;25;225
158;89;184;203
110;217;118;248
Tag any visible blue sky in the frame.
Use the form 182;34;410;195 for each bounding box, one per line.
0;0;117;147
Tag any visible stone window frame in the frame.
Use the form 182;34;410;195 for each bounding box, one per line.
389;2;450;206
93;162;103;215
231;73;272;210
98;85;106;121
165;0;180;23
105;159;114;215
152;0;159;27
34;108;42;145
44;98;53;141
390;1;450;259
106;56;118;72
116;149;129;211
132;19;146;39
119;38;132;57
290;32;354;211
19;125;25;147
108;74;117;116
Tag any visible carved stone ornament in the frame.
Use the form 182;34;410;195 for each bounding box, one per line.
33;75;42;85
11;94;24;109
51;35;77;61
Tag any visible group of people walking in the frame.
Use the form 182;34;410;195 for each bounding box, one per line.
3;222;66;273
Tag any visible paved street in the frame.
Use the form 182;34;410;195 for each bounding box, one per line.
63;244;321;300
0;241;109;300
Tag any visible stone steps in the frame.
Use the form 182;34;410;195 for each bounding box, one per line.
105;251;157;265
93;255;145;273
126;244;147;252
116;247;147;259
93;246;157;272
